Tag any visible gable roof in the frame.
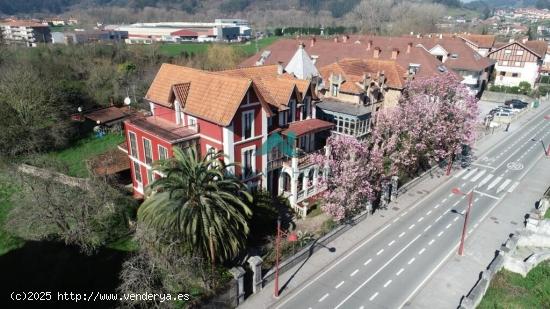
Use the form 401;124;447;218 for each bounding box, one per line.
240;36;447;80
459;34;496;49
219;65;311;111
319;58;407;92
413;37;494;71
146;63;262;126
489;40;547;59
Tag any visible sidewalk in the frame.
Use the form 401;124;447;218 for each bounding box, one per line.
238;101;550;309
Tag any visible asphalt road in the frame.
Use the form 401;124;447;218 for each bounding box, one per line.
274;106;550;309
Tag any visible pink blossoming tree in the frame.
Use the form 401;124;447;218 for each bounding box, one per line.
314;73;478;220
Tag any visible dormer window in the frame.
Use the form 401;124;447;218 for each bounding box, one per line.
331;84;339;97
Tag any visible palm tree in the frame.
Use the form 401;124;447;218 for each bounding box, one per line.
138;146;252;264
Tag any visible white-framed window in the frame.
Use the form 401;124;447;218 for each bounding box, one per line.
242;110;254;140
331;84;339;96
502;61;509;66
133;161;142;183
517;50;524;56
187;115;197;127
288;99;296;123
241;146;256;179
143;138;153;165
514;61;521;66
128;131;138;158
146;168;153;185
505;49;511;54
158;145;168;161
206;144;217;159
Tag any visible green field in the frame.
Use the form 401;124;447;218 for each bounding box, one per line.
43;133;125;178
478;261;550;309
159;36;279;57
0;179;24;256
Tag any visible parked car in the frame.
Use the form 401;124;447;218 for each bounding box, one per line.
494;111;511;117
505;99;528;109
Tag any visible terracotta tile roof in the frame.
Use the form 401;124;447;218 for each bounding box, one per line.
172;83;190;104
219;65;311;111
170;29;198;36
239;36;447;80
490;41;547;59
83;106;129;124
281;118;334;137
413;37;494;72
524;40;548;58
127;116;198;143
145;63;256;126
459;34;496;48
89;147;130;175
319;58;407;92
0;20;48;27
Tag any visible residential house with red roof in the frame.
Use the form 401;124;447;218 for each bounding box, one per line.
124;63;334;212
488;39;548;87
0;19;51;47
459;34;496;56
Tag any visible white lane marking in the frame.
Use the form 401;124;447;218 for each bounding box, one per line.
452;200;461;207
470;169;486;182
454;216;459;222
438;231;444;237
359;306;364;309
274;222;392;309
377;249;384;255
497;179;512;193
446;223;452;229
448;193;453;197
428;239;435;245
393;218;399;223
424;225;431;232
369;292;379;301
334;233;423;309
462;168;478;180
335;281;345;289
434;204;440;209
426;210;432;215
419;248;426;255
454;169;467;178
388;240;395;246
487;176;502;190
364;258;372;266
350;269;359;277
435;215;443;222
418;217;424;222
409;224;415;229
479;174;493;187
473;190;500;200
471;163;495;170
474;197;480;202
398;232;405;238
396;268;404;276
408;257;415;265
319;293;329;302
442;198;448;203
461;183;467;187
383;279;392;288
508;181;520;193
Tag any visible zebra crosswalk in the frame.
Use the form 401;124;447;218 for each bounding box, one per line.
455;168;520;194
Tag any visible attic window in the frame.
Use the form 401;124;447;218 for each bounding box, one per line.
408;64;421;74
437;65;447;72
450;53;458;59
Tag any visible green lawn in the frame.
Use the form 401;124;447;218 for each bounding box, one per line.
0;180;24;256
545;207;550;219
478;261;550;309
159;37;280;57
44;133;125;178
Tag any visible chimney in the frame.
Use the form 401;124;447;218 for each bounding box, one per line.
343;35;349;43
334;37;338;43
277;61;284;75
439;33;443;39
374;47;381;58
311;55;318;65
367;40;372;50
379;70;385;85
391;48;399;60
299;42;305;49
310;37;316;47
407;42;413;53
522;37;528;43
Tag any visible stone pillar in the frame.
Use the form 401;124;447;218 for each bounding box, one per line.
381;180;390;208
278;172;284;196
390;176;399;201
312;167;319;188
290;158;298;206
247;256;263;294
229;266;246;305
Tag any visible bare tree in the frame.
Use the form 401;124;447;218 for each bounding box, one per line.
347;0;394;34
389;2;445;35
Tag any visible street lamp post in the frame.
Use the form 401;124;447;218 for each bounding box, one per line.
451;187;474;256
545;115;550;157
274;218;298;298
